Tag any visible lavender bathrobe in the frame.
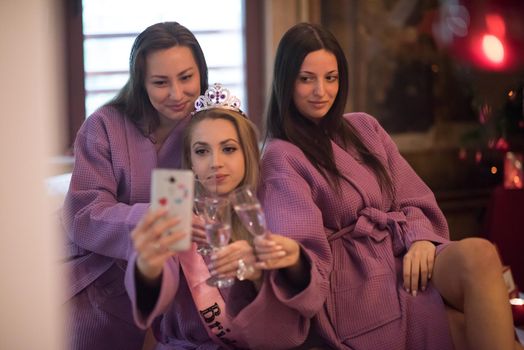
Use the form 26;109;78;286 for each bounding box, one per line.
63;105;190;350
228;113;454;349
125;250;254;350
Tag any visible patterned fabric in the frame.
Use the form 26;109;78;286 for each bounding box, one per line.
228;113;454;350
62;105;190;349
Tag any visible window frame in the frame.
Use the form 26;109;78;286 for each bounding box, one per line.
63;0;265;152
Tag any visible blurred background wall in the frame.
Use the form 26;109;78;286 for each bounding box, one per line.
0;0;65;348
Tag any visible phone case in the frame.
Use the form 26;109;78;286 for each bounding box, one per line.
150;169;194;251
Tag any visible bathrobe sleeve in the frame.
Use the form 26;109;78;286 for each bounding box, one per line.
227;140;333;349
125;252;181;329
63;107;153;260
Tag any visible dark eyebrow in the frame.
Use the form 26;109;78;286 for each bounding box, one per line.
191;141;209;150
191;138;240;148
177;68;195;77
299;70;338;75
220;138;240;145
150;68;195;79
192;138;239;149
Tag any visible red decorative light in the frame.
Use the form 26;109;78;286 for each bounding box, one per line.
485;13;506;37
481;34;505;63
475;150;483;163
495;137;510;151
434;0;524;71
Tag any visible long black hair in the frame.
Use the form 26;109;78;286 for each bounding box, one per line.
265;22;394;199
108;22;209;135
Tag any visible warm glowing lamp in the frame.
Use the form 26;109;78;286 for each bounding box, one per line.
504;152;524;189
481;34;505;63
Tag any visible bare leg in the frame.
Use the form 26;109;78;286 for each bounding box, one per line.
432;238;518;350
445;306;468;350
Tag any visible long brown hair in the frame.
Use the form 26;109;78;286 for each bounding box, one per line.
182;108;261;242
265;22;394;199
108;22;209;136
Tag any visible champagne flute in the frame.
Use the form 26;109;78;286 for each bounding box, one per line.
229;186;268;237
193;176;218;255
193;196;213;255
204;197;235;288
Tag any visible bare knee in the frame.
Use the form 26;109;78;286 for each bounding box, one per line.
456;238;502;278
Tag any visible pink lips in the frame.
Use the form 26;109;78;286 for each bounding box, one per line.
309;101;328;108
167;102;187;112
209;174;227;184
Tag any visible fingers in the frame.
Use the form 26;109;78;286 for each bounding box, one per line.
427;250;435;280
132;209;190;280
403;243;436;296
403;251;420;296
410;254;420;296
253;233;283;260
253;233;300;270
420;248;435;291
191;226;208;245
192;214;205;229
255;239;285;259
208;240;257;279
133;215;180;254
419;257;428;292
132;208;168;241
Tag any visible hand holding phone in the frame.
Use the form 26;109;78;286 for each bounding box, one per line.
150;169;194;251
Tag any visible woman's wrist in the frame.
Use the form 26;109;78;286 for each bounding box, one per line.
282;250;310;290
136;261;162;287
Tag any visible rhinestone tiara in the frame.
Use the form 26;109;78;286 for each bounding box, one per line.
193;82;243;114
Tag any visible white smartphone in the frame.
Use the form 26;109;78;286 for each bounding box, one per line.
150;169;194;251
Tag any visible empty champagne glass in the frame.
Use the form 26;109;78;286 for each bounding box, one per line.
229;186;268;237
204;197;235;288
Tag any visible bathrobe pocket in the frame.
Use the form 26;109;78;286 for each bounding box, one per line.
87;261;136;325
327;227;401;339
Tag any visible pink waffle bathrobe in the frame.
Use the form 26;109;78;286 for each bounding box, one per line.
63;105;190;350
228;113;455;350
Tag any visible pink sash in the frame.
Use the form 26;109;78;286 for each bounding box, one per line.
178;243;244;349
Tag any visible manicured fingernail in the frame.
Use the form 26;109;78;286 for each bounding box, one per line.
405;288;410;293
421;286;426;291
412;290;417;297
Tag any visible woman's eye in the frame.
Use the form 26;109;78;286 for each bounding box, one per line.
298;76;313;83
326;75;339;82
223;146;237;154
181;74;193;81
194;148;207;155
152;80;166;86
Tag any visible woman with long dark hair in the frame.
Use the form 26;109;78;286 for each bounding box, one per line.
231;22;520;350
63;21;208;350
